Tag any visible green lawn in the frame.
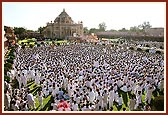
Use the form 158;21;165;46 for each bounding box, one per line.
18;38;68;46
27;80;159;111
27;81;52;111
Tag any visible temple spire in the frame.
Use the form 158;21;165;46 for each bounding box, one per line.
63;8;65;12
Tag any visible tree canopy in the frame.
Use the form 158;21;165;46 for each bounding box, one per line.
98;22;107;31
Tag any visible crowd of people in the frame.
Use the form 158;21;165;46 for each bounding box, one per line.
4;42;164;111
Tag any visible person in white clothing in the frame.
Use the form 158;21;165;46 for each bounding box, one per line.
27;91;36;110
102;90;108;110
72;101;78;111
145;86;155;104
37;91;43;108
117;95;122;110
135;91;142;109
88;88;95;103
108;88;115;109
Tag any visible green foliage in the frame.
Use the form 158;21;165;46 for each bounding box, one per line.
152;95;164;111
4;67;9;75
29;44;34;48
138;21;152;31
83;27;89;34
6;58;13;64
11;77;19;89
137;48;142;51
145;49;150;53
129;47;134;50
118;28;128;32
4;26;8;33
160;46;164;49
37;44;40;47
4;75;10;83
14;27;26;37
38;26;46;34
156;50;161;54
98;22;106;31
4;63;12;70
89;28;99;34
146;44;150;47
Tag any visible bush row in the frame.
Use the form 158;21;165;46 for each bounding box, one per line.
4;47;16;83
129;47;162;54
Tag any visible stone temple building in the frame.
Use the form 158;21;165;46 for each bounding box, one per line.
43;9;83;39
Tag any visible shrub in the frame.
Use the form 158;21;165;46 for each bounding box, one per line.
145;49;150;53
6;59;13;64
4;67;9;75
21;45;25;49
4;75;10;83
146;44;150;47
4;63;12;70
152;95;164;111
29;44;34;48
41;42;44;45
137;48;142;51
156;50;161;54
160;46;164;49
27;39;35;43
57;43;60;46
37;44;40;47
11;77;19;89
129;47;134;50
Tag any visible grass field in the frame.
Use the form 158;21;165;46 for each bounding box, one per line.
27;80;158;111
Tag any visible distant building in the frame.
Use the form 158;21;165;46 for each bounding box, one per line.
43;9;83;39
96;27;164;42
145;28;164;37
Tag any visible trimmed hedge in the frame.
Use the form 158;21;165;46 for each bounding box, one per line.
29;44;34;48
145;49;150;53
137;48;142;51
156;50;161;54
129;47;134;50
160;46;164;49
146;44;150;47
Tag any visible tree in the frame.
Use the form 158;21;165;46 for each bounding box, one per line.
13;27;26;38
108;29;117;32
138;21;152;31
83;27;89;34
38;26;46;34
98;22;106;31
89;28;99;34
130;26;142;32
26;30;34;32
4;26;8;33
119;28;128;32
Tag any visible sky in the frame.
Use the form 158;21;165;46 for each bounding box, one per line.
2;2;166;31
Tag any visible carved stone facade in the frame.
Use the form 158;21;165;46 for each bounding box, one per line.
43;9;83;39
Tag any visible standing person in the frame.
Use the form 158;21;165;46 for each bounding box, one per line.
135;91;142;109
102;90;108;110
117;95;122;110
72;101;78;111
21;73;27;88
4;90;11;111
37;91;43;108
108;88;115;109
27;90;36;110
129;95;136;111
145;86;155;104
97;92;103;110
88;88;95;103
